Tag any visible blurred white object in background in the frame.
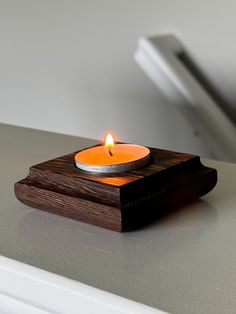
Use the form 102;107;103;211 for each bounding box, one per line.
135;34;236;163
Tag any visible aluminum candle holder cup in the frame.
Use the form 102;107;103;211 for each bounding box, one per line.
74;144;151;173
14;145;217;232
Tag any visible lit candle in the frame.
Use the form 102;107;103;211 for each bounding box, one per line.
75;133;150;173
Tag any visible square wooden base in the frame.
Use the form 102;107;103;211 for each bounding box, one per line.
14;147;217;232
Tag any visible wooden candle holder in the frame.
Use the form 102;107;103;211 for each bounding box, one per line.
14;147;217;232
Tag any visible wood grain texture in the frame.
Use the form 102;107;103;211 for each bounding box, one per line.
14;146;217;232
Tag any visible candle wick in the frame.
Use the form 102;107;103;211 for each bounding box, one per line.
108;149;113;157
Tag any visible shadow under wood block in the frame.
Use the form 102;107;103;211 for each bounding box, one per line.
14;147;217;232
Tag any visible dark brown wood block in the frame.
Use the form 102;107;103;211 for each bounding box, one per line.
14;147;217;232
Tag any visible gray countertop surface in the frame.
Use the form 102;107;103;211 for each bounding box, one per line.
0;123;236;314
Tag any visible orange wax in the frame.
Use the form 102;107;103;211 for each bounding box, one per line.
75;144;150;173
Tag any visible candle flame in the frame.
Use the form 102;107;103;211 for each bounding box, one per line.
105;133;115;157
105;133;114;148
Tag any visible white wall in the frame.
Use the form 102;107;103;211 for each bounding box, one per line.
0;0;235;157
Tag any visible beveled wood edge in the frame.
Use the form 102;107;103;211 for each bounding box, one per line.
14;180;122;232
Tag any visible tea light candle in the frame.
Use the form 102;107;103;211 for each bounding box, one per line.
75;133;150;173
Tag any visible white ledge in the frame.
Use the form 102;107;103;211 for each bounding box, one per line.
0;256;168;314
